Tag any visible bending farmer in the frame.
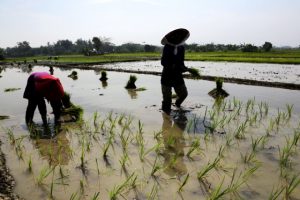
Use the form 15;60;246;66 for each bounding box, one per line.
23;72;65;125
160;28;190;114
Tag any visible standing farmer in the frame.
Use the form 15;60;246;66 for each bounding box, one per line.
161;28;190;114
23;72;65;125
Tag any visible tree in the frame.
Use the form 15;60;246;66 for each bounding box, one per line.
92;37;103;54
241;44;258;52
0;48;4;60
262;42;272;52
144;44;156;52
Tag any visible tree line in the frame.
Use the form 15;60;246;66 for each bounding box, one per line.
0;36;298;60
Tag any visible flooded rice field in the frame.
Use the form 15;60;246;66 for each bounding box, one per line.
97;61;300;84
0;63;300;200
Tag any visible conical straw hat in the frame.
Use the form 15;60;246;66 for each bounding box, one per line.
161;28;190;45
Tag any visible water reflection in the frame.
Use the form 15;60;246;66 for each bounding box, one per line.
101;80;108;89
161;112;187;177
127;89;138;99
32;129;71;166
49;66;54;75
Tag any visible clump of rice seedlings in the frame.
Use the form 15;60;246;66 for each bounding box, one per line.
69;192;79;200
109;173;137;200
61;91;83;122
99;71;108;81
118;113;126;125
285;175;300;199
186;138;201;158
251;136;266;152
178;173;190;192
36;166;54;186
68;70;78;80
102;135;113;158
292;130;300;146
225;135;234;147
188;67;201;78
125;75;137;89
278;138;295;169
234;120;248;139
80;179;85;193
4;87;21;92
80;140;86;170
5;127;16;144
197;156;220;181
208;77;229;99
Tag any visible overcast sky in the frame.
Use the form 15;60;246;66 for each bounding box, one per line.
0;0;299;48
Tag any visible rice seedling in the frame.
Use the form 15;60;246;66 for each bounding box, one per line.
68;70;78;80
268;185;284;200
178;173;190;192
119;151;130;169
109;173;137;200
285;175;300;199
251;136;266;152
4;87;21;92
125;75;137;89
147;182;159;200
186;138;201;158
5;127;16;144
102;134;113;158
118;113;126;125
95;158;100;175
80;179;85;193
225;134;234;147
91;192;100;200
292;130;300;146
197;156;220;181
50;167;56;199
36;166;54;186
286;104;293;119
150;156;162;177
241;150;257;164
234;120;248;139
69;192;79;200
28;155;32;173
218;145;225;158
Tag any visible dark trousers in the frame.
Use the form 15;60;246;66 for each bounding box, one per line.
161;84;188;112
26;97;62;125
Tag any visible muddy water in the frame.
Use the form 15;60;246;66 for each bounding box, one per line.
97;60;300;84
0;65;300;199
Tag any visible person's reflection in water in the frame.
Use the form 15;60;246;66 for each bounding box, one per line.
161;111;187;177
127;89;138;99
49;66;54;75
101;80;108;89
29;125;71;166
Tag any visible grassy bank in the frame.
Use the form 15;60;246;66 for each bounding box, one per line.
2;51;300;64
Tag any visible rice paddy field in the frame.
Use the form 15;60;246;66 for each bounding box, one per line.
0;62;300;200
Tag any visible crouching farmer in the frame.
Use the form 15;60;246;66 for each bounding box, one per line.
23;72;65;125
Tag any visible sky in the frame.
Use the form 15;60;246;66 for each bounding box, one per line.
0;0;300;48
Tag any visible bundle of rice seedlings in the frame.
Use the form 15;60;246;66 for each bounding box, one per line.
125;75;137;89
68;71;78;80
188;67;201;78
208;77;229;98
61;91;83;122
99;71;108;81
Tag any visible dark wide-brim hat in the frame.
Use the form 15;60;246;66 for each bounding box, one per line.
161;28;190;45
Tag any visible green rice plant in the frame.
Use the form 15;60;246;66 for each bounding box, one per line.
251;136;266;152
109;173;137;200
50;167;56;199
234;120;248;139
225;135;234;147
80;179;85;193
197;156;220;181
178;173;190;192
241;149;257;164
96;158;100;175
186;138;201;158
69;192;79;200
208;177;230;200
103;134;113;158
285;175;300;199
150;156;162;177
80;140;86;169
266;118;275;136
119;151;130;169
91;192;100;200
286;104;293;119
188;67;201;78
292;130;300;146
93;112;100;132
147;182;158;200
5;127;16;144
218;145;225;158
268;185;284;200
118;113;126;125
263;102;269;116
28;155;32;173
36;166;54;186
278;138;295;168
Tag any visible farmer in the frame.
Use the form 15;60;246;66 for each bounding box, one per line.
23;72;65;125
160;28;190;114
